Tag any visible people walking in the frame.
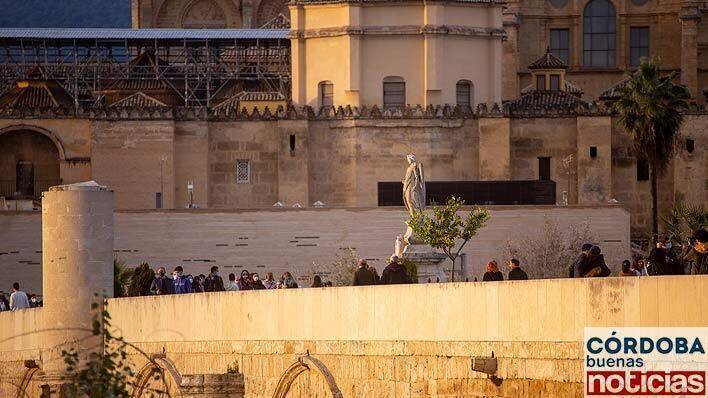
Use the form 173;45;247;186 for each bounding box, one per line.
9;282;30;311
507;259;528;281
380;256;412;285
225;273;239;291
570;243;593;278
0;291;8;311
681;229;708;275
204;266;225;292
251;273;266;290
582;246;611;277
353;259;376;286
620;260;636;276
482;261;504;281
262;272;277;289
311;275;323;288
173;266;193;294
150;267;175;295
238;270;252;290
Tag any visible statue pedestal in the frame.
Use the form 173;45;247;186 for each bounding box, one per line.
403;244;448;283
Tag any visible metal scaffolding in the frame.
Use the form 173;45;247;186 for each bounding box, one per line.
0;28;291;108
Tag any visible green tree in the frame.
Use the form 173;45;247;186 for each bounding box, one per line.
62;299;174;397
407;196;490;282
113;259;134;298
662;202;708;245
127;263;154;297
614;59;689;239
311;247;359;286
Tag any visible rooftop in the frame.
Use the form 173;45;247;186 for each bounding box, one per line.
0;28;289;41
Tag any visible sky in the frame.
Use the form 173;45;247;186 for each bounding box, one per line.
0;0;131;28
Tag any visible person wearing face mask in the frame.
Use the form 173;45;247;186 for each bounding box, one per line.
238;270;252;290
173;266;193;294
251;273;266;290
150;267;175;295
204;266;225;292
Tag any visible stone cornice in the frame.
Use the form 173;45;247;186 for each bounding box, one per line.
290;24;506;38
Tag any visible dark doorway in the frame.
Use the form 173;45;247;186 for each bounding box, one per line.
16;161;35;197
538;157;551;181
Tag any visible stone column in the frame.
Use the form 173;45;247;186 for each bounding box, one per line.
40;181;114;394
680;7;701;100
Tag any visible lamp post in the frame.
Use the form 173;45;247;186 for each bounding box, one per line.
159;154;166;209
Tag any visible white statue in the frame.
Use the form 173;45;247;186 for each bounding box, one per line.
402;154;425;216
394;235;404;257
401;154;425;251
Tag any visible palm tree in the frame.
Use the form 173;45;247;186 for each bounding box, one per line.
113;258;134;298
614;59;689;240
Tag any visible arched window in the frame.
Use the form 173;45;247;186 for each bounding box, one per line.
318;81;334;108
383;76;405;109
583;0;616;67
456;80;474;108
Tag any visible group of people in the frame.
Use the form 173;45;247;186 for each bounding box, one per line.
482;259;530;281
0;283;41;312
353;256;413;285
148;265;310;295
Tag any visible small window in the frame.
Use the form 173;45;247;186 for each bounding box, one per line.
538;157;551;180
550;28;570;64
236;160;251;184
319;81;333;107
637;157;649;181
630;27;649;67
456;80;473;107
590;146;598;158
686;138;695;153
536;75;546;91
383;76;405;109
550;74;560;91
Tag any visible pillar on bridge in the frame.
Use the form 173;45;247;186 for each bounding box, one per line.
39;181;114;394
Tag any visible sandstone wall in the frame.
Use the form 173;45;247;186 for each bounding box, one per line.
101;276;705;397
0;205;630;294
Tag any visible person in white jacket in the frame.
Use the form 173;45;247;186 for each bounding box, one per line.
9;282;30;311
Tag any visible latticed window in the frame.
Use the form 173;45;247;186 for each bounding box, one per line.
456;80;473;108
383;76;406;109
630;27;649;67
550;29;570;64
583;0;616;68
319;81;333;107
550;74;560;91
236;160;250;184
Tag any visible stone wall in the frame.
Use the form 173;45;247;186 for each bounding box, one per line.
107;276;706;397
1;113;705;237
0;205;630;294
1;274;706;397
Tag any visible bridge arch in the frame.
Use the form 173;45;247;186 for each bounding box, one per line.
273;355;342;398
132;355;183;398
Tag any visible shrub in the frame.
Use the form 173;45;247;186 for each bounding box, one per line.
127;263;154;297
310;247;359;286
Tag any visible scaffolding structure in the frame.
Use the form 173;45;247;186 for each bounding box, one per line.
0;29;291;108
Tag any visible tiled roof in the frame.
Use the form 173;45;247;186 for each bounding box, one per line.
521;80;583;96
260;14;291;29
504;90;588;112
100;78;174;92
599;78;629;100
0;28;290;40
213;91;286;112
109;92;168;108
528;50;568;70
0;80;73;109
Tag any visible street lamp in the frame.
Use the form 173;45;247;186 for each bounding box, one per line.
158;154;167;209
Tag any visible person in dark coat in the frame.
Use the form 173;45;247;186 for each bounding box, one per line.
204;266;225;292
238;270;252;290
507;259;528;280
353;259;376;286
311;275;323;288
380;256;412;285
583;246;611;277
570;243;593;278
150;267;175;295
482;261;504;282
251;272;266;289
